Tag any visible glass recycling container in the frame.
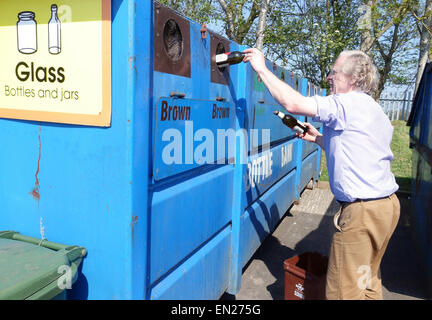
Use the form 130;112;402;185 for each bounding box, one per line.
0;0;324;299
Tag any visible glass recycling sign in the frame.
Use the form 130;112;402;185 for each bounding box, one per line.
0;0;111;127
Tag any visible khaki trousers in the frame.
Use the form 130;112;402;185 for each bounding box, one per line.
325;193;400;300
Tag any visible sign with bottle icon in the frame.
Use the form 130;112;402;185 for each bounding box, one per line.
0;0;111;127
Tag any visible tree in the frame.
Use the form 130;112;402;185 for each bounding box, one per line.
358;0;418;99
413;0;432;93
159;0;277;47
255;0;272;50
157;0;362;91
216;0;264;44
158;0;421;99
264;0;361;90
358;0;412;53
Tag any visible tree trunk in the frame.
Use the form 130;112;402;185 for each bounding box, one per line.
415;0;432;95
217;0;235;40
373;22;400;100
256;0;271;50
217;0;261;43
374;56;392;100
359;0;408;54
359;0;374;53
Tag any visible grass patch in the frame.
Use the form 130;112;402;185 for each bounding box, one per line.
390;120;412;192
319;120;412;193
320;150;328;182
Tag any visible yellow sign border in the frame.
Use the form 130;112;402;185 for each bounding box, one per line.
0;0;111;127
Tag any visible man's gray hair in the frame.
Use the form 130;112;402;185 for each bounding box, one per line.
339;50;379;95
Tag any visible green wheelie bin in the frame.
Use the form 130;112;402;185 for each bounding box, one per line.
0;231;86;300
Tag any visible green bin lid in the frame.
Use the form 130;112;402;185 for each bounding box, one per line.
0;231;86;300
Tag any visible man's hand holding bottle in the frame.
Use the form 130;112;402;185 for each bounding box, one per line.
296;122;324;148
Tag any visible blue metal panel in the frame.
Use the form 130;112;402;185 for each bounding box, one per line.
252;103;296;145
424;83;432;152
148;3;240;299
227;44;248;294
245;67;265;150
131;0;152;300
300;150;318;191
0;0;145;299
246;139;298;205
302;140;318;159
410;156;432;295
153;97;235;180
227;132;245;294
409;62;432;297
149;165;234;283
149;225;231;299
292;78;308;199
240;169;297;267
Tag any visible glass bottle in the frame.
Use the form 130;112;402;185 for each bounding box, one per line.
48;4;61;54
215;51;245;67
17;11;37;54
274;111;308;134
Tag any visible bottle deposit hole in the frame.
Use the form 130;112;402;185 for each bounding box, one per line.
163;19;183;62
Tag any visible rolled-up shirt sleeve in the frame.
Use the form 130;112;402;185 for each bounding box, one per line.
308;95;347;131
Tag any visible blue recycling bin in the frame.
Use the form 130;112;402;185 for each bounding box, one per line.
0;0;324;299
407;62;432;298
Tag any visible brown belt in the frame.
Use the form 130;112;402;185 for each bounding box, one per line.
337;194;393;206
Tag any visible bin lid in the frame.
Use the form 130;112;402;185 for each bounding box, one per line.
0;231;86;300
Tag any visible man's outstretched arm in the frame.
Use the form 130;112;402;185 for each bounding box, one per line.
243;48;317;117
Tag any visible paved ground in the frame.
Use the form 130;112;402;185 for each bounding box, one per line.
222;182;429;300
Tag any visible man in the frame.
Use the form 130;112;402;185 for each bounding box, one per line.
243;48;400;300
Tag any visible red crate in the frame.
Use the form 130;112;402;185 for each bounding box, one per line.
283;252;328;300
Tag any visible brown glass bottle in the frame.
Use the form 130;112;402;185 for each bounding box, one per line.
215;51;245;67
273;111;308;134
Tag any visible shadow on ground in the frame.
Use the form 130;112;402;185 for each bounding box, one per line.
380;193;428;300
221;189;429;300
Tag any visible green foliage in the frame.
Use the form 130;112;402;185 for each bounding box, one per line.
320;151;329;182
157;0;422;96
157;0;220;25
264;0;362;89
366;0;419;95
222;0;261;43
